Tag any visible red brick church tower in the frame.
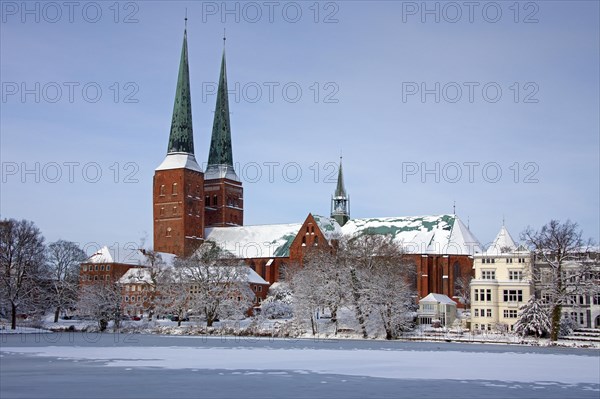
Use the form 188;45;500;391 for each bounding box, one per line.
204;40;243;227
153;24;204;257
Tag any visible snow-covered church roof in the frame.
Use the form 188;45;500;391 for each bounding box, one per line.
118;265;268;286
341;214;482;255
312;214;342;241
205;223;303;259
85;246;176;266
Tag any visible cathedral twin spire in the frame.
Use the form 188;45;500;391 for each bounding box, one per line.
166;24;236;177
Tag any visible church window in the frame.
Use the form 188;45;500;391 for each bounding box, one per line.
172;183;178;196
159;185;165;196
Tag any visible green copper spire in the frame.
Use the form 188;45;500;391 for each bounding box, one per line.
207;48;234;167
331;156;350;226
335;157;347;197
167;27;194;154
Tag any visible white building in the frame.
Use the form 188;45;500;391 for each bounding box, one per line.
470;225;533;332
418;293;457;326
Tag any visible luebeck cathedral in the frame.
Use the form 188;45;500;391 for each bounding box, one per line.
86;25;484;305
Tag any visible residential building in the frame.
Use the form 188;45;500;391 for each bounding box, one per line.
470;225;533;332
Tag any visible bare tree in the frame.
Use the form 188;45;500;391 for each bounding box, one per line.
346;235;416;340
293;246;348;335
0;219;46;329
121;249;170;321
177;242;253;327
45;240;86;322
153;266;191;327
78;282;122;331
522;220;596;341
454;275;473;309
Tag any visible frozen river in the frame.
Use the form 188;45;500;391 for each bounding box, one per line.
1;332;598;398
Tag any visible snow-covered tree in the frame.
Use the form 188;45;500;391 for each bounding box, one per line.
0;219;46;329
44;240;86;322
177;242;253;327
78;282;122;331
514;297;551;338
121;249;170;320
344;235;416;340
260;282;293;319
559;314;575;338
290;246;348;335
153;266;192;327
454;275;473;309
292;235;417;339
522;220;597;341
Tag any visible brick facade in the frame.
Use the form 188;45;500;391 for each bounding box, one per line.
204;177;243;227
153;167;205;257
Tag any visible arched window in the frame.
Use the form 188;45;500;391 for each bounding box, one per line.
172;183;178;195
159;185;165;196
166;227;172;237
213;195;218;206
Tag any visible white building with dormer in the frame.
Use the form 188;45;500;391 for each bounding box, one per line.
470;225;533;332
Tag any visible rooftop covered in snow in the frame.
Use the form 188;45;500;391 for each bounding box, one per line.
341;214;482;255
118;265;268;285
205;223;303;259
84;246;176;266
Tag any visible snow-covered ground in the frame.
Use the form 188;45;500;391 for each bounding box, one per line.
1;333;598;399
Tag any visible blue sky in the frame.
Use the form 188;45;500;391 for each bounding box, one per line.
1;1;599;252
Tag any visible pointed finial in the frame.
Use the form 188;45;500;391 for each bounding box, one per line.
223;28;226;48
502;214;505;226
184;8;188;29
453;201;456;215
467;216;470;229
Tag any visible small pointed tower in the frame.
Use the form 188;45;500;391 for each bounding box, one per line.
153;22;204;257
204;36;243;227
331;157;350;226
